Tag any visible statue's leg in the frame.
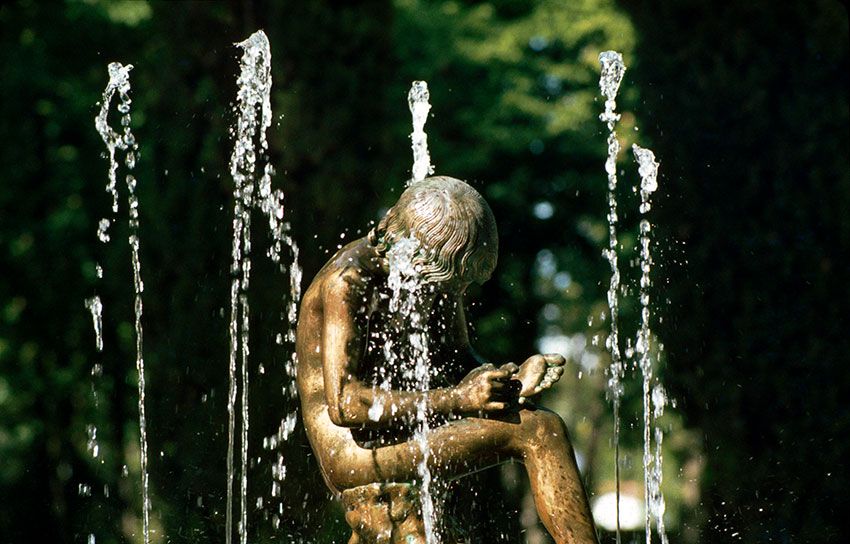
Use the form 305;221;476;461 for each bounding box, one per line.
330;408;598;544
512;409;599;544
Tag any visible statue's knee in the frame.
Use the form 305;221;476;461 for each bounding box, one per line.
520;408;568;447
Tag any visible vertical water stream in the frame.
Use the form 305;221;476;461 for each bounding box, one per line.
408;81;434;184
226;29;302;542
632;145;668;544
386;237;439;543
598;50;626;542
598;52;672;544
93;61;151;544
405;80;440;541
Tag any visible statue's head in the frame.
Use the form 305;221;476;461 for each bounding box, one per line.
369;176;498;288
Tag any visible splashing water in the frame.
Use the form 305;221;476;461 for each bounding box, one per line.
96;219;111;243
257;121;303;528
632;144;668;544
386;237;439;543
227;31;266;544
94;62;130;216
227;29;302;541
401;91;438;540
86;424;100;459
634;145;659;213
93;61;151;544
84;296;103;352
599;51;626;127
82;294;103;528
408;81;434;184
598;49;626;542
650;385;670;543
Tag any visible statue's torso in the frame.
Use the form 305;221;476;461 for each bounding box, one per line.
295;239;466;453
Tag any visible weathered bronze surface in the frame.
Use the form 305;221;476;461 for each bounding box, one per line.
296;176;599;543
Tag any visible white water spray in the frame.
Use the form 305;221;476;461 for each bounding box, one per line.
84;296;103;352
227;31;265;544
404;81;440;541
386;237;439;543
93;61;151;544
227;29;302;541
598;49;626;542
632;144;668;544
650;385;669;542
408;81;434;184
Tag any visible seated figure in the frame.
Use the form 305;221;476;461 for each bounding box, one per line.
296;176;599;544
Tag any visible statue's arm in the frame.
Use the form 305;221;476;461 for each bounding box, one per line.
321;276;511;427
320;275;457;427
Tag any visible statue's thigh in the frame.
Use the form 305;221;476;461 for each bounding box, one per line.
362;416;518;481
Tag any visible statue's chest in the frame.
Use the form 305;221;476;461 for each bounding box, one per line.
361;293;456;389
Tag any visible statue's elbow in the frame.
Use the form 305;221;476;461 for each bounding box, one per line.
327;405;347;426
327;397;363;427
324;380;370;427
325;392;348;426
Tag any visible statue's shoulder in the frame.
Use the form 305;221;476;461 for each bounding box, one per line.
317;238;382;303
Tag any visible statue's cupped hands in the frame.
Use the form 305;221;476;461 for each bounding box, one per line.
513;353;566;401
454;363;521;413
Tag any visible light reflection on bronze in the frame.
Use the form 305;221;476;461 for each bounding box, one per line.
296;176;599;543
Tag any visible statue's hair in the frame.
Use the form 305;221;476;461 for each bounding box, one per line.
368;176;498;285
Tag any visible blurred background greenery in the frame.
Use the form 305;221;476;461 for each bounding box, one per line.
0;0;847;542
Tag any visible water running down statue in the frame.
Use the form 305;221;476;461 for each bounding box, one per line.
296;176;598;544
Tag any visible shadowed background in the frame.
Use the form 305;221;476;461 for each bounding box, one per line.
0;1;847;542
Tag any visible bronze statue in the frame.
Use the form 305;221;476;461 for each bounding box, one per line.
296;176;598;543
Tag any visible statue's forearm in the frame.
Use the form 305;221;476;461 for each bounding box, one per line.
336;382;460;427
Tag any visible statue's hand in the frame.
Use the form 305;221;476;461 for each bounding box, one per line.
513;354;566;400
454;363;519;413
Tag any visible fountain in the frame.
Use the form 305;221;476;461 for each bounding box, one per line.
294;174;597;544
408;81;434;184
633;144;669;544
225;29;301;543
79;31;675;544
597;52;671;544
403;80;439;541
598;49;626;543
385;235;438;542
91;61;151;543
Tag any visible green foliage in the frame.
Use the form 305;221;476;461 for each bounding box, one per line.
0;0;846;543
619;1;850;541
